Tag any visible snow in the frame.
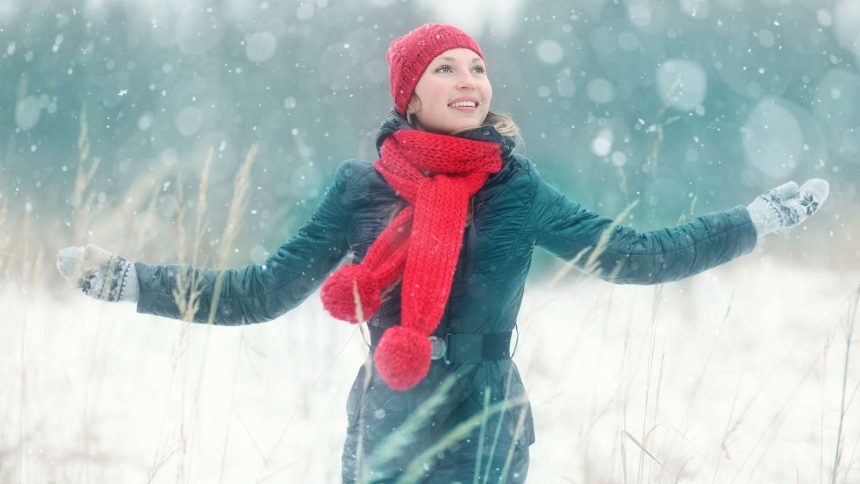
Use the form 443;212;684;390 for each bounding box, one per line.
656;59;708;112
175;107;203;137
833;1;860;61
591;129;613;157
680;0;710;19
555;69;576;98
2;1;859;480
137;113;154;132
627;0;653;28
756;29;776;48
536;40;564;65
2;262;857;483
817;9;833;28
586;78;615;104
245;32;277;63
175;6;225;55
611;151;628;168
15;96;43;131
742;98;803;179
617;31;640;52
295;3;315;22
812;70;860;162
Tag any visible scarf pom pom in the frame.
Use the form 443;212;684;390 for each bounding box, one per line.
374;326;432;391
321;264;381;323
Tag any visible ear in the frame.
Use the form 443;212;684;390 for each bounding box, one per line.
406;94;422;115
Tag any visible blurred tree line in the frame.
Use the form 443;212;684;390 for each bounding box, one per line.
0;0;856;272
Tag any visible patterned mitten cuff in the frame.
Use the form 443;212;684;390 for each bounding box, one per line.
80;254;138;303
56;246;139;303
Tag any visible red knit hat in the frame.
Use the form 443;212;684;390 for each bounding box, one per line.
386;23;485;116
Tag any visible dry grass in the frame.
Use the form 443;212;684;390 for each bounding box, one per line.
71;105;99;243
0;120;858;483
831;285;859;484
1;245;859;483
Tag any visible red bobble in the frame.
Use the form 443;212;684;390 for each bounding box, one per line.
321;264;381;323
373;326;432;391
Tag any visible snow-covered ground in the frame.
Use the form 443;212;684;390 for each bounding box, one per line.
1;257;858;483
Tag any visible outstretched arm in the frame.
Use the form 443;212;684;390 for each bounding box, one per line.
530;162;757;285
59;161;356;324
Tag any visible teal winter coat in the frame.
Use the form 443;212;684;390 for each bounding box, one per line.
134;111;758;483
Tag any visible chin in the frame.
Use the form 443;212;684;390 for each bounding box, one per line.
447;120;483;134
417;116;484;135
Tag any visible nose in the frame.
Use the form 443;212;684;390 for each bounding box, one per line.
456;74;477;90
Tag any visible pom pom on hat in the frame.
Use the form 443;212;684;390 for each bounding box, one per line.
321;264;382;323
386;23;485;116
373;325;432;391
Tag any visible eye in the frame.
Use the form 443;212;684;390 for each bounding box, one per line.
435;64;453;73
472;65;486;74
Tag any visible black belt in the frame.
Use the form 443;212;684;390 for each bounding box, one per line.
370;330;514;364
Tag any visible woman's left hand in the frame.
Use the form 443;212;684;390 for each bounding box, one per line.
57;244;139;303
746;179;829;237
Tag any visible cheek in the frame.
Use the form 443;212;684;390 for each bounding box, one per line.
428;84;450;108
482;82;493;107
415;82;447;112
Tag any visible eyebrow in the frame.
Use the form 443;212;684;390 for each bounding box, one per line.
438;57;483;63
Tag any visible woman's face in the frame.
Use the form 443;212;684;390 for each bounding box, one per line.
409;48;492;134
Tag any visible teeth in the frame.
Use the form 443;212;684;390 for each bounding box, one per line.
450;101;477;108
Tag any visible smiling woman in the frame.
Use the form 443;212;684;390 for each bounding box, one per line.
56;22;830;484
406;48;493;134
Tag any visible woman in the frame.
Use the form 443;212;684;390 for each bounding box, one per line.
58;24;828;483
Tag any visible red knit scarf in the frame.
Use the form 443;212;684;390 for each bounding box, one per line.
321;129;502;390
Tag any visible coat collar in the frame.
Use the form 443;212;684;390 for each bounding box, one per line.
374;109;516;160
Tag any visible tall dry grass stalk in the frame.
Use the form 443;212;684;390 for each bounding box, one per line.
394;396;529;484
831;284;858;484
171;147;214;323
144;145;248;483
16;206;32;484
543;199;638;292
482;366;519;484
0;195;9;286
72;105;100;243
729;350;823;482
616;164;630;199
253;324;368;483
134;184;163;253
346;365;530;483
350;279;376;483
207;144;258;325
642;77;682;176
630;284;665;483
676;195;698;225
583;200;639;277
186;145;257;484
361;365;530;484
473;389;491;483
363;373;462;478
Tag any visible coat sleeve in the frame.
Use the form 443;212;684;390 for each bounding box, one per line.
529;162;757;285
134;160;354;324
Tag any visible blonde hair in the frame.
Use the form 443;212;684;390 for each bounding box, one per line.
406;95;520;138
484;112;519;138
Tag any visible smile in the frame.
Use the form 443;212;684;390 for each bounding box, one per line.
449;101;478;108
448;98;480;112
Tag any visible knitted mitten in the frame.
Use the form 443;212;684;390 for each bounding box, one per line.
56;244;139;303
746;179;829;238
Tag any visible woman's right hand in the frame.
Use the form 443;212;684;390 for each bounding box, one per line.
746;179;829;238
56;244;139;303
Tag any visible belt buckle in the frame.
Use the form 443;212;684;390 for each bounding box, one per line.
429;335;447;361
